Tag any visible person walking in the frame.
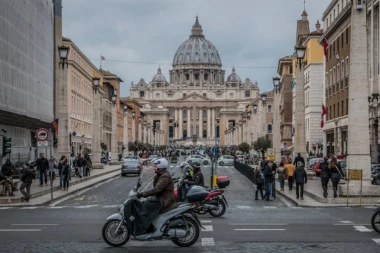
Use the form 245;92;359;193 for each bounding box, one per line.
61;157;71;191
84;153;92;177
253;166;264;200
293;153;305;167
319;157;331;198
329;157;343;198
293;162;307;200
284;162;295;191
263;160;275;201
36;153;49;187
57;156;67;190
77;154;85;178
277;161;285;191
20;161;34;202
48;156;57;185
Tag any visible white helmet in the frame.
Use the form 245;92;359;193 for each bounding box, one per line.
155;158;168;170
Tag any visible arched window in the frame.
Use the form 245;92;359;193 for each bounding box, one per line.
183;130;187;138
267;124;272;134
203;130;207;138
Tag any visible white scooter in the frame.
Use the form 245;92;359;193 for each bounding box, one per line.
102;171;208;247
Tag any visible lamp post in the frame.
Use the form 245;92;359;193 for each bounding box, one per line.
57;45;70;158
272;76;281;163
91;77;103;168
123;105;129;156
294;46;307;160
110;88;118;164
260;94;267;138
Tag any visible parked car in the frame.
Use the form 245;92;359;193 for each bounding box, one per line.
217;155;234;166
308;158;319;170
186;155;211;165
121;159;142;176
237;155;244;162
148;155;161;163
121;155;140;163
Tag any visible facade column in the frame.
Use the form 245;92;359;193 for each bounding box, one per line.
178;109;183;139
175;108;178;139
138;120;142;142
211;108;215;139
57;66;70;158
123;110;128;156
144;125;148;143
147;125;151;144
207;108;211;138
187;108;191;138
199;109;202;137
273;91;281;163
92;88;103;169
294;61;306;159
110;104;118;163
131;117;136;142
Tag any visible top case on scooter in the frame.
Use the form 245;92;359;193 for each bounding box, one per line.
217;176;230;188
186;186;209;203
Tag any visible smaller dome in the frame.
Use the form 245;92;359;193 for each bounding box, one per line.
226;67;241;82
152;67;167;83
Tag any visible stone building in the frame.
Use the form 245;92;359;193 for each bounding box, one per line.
128;17;260;147
0;0;54;162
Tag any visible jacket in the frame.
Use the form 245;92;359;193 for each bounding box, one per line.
319;161;330;178
142;169;177;213
330;163;343;182
20;168;34;184
263;165;273;182
77;158;86;167
293;167;307;184
293;156;305;166
36;158;49;171
253;170;262;184
186;170;205;187
48;159;57;173
285;164;295;177
1;161;14;177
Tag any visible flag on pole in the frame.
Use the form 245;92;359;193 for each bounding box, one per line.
101;55;105;61
321;104;327;128
321;37;330;57
52;118;58;132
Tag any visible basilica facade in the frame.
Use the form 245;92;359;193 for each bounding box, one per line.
129;17;260;146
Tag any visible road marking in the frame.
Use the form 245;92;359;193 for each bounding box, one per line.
229;223;287;226
340;221;354;224
234;229;286;231
277;195;293;207
0;229;41;232
201;225;213;232
21;207;38;209
47;206;65;209
263;206;278;209
103;205;119;208
333;224;371;226
372;239;380;244
11;224;58;226
200;219;212;223
75;205;98;208
236;205;252;209
353;226;372;232
202;238;215;246
0;207;13;210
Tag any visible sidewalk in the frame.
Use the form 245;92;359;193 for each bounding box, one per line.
0;165;121;207
276;176;380;207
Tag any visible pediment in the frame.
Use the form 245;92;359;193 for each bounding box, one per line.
177;92;211;102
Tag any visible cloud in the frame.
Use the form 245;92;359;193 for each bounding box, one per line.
62;0;330;96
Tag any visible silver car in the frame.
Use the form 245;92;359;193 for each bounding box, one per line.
217;155;234;166
121;159;142;176
186;155;211;165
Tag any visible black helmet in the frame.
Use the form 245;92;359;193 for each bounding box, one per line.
24;161;31;166
191;162;201;169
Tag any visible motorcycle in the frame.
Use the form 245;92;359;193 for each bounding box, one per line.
102;171;207;247
174;174;230;217
371;207;380;233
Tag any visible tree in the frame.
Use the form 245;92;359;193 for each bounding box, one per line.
239;142;251;153
252;136;272;158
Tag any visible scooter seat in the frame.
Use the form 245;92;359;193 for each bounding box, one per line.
177;202;189;208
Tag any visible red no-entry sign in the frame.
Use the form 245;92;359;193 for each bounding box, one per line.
36;128;49;142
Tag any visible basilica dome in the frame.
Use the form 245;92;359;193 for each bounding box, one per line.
152;67;167;83
172;16;222;66
226;67;241;82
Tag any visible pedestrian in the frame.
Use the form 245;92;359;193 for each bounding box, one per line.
57;156;66;189
253;166;264;200
284;162;295;191
271;162;277;199
85;153;92;177
319;157;331;198
20;161;34;202
48;156;57;185
61;157;71;191
294;162;307;200
1;159;15;196
329;157;343;198
277;161;285;191
36;153;49;187
263;160;275;201
77;154;85;178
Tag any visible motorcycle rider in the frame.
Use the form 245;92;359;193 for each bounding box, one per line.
137;158;177;213
180;162;194;180
184;162;205;187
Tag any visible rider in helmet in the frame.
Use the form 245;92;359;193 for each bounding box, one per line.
184;162;205;187
180;162;194;180
138;158;177;213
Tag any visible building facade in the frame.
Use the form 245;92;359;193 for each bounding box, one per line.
0;0;54;162
129;17;260;147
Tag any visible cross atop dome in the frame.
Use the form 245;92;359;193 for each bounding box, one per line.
191;15;204;38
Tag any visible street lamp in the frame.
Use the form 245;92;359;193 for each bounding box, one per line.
243;117;246;123
92;77;100;92
138;116;142;122
132;111;136;119
58;45;69;69
253;104;257;113
247;111;252;119
295;46;306;67
123;105;128;116
111;88;117;103
261;94;267;104
273;77;280;93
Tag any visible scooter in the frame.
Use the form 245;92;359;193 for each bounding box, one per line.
102;171;207;247
371;207;380;233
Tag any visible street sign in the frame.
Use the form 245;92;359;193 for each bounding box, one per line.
227;146;230;151
36;128;49;142
153;146;157;151
348;169;363;180
37;141;48;147
212;147;217;157
266;148;275;161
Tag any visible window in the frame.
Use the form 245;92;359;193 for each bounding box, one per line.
230;93;234;98
267;124;272;134
337;64;340;82
183;110;187;118
337;102;340;117
203;110;207;117
346;28;349;44
267;105;272;112
204;74;208;81
333;104;336;118
346;57;349;76
185;74;190;81
338;4;340;13
289;66;293;74
156;93;160;98
245;91;250;97
326;18;329;27
203;93;207;97
183;93;187;97
168;94;173;98
195;74;199;80
334;9;336;19
139;91;145;97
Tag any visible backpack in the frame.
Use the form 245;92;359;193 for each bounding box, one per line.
258;172;264;184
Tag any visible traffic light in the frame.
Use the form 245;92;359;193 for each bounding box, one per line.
2;136;11;157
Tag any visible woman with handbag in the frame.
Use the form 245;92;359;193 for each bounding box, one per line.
329;157;343;198
277;161;286;191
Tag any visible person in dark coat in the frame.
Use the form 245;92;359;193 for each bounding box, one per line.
35;153;49;187
293;163;307;200
319;157;331;198
20;161;34;202
263;161;275;201
253;166;264;200
185;162;205;187
293;153;305;167
329;157;343;198
1;159;15;196
139;158;177;213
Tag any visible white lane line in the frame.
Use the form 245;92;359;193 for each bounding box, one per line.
75;205;98;209
340;221;354;224
11;224;58;226
333;224;371;226
263;206;278;209
236;205;252;209
21;207;38;209
202;238;215;246
0;229;41;232
229;223;288;226
353;226;372;232
201;225;213;232
0;207;13;210
200;219;212;223
234;229;286;231
372;239;380;244
103;205;119;208
47;206;66;209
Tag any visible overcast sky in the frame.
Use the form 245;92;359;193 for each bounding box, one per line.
62;0;331;97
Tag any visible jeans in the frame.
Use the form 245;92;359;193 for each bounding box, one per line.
79;167;83;177
264;181;272;200
296;183;304;198
255;183;263;199
83;165;87;177
279;177;285;188
321;177;329;195
288;176;294;190
49;171;55;185
20;182;31;198
63;175;69;189
39;170;47;185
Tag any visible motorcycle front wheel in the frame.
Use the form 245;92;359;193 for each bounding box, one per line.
209;199;226;217
371;210;380;233
172;217;200;247
102;219;130;247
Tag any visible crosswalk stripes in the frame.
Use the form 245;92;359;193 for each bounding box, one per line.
200;219;214;246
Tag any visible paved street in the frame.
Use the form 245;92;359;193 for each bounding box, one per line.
0;160;379;252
